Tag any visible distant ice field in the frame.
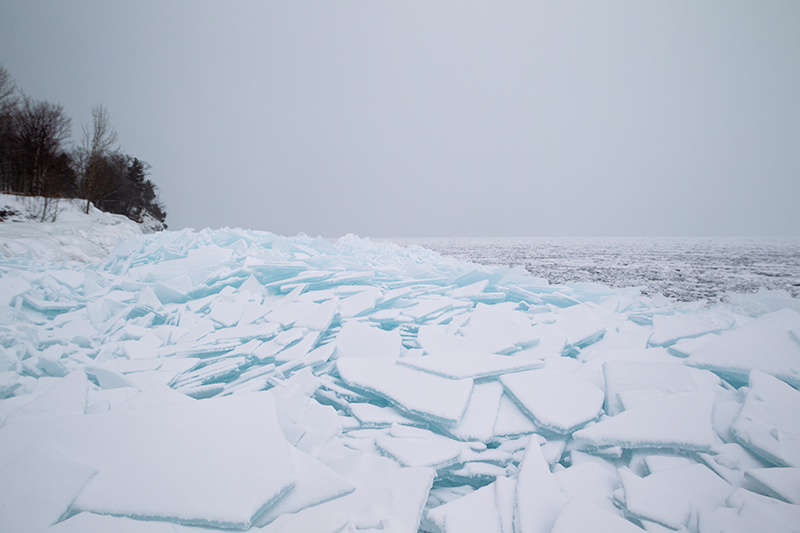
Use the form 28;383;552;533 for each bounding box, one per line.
385;237;800;302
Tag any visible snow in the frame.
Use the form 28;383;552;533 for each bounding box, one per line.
514;438;566;533
617;464;731;530
1;221;800;531
730;370;800;467
336;357;474;426
571;391;716;451
500;368;604;434
687;308;800;387
0;392;295;529
744;467;800;504
0;446;97;533
602;360;698;416
398;350;542;379
550;497;644;533
0;194;147;262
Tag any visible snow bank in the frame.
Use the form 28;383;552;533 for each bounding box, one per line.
0;193;147;262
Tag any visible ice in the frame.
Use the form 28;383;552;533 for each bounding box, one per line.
458;303;539;347
446;380;504;442
338;287;381;318
0;392;294;529
114;382;194;410
602;361;698;416
416;325;515;355
493;392;540;437
730;370;800;467
0;276;31;307
426;481;503;533
696;442;766;487
550;497;644;533
715;488;800;532
87;386;139;411
648;311;732;347
0;446;97;533
348;403;424;429
252;446;355;527
3;226;800;531
572;391;716;451
667;333;719;358
687;308;800;387
574;348;678;390
554;461;621;515
397;351;542;380
336;357;473;425
744;467;800;504
550;302;609;349
618;464;732;530
259;464;435;533
44;512;179;532
334;319;401;359
4;370;88;422
376;432;463;469
514;437;566;533
500;368;604;434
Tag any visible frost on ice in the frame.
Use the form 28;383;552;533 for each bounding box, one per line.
0;225;799;532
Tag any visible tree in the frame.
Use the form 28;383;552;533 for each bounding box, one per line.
79;105;118;213
0;65;19;192
13;95;73;197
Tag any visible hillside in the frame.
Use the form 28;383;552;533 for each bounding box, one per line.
0;193;162;262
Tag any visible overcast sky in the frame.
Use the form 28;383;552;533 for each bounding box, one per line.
1;1;798;237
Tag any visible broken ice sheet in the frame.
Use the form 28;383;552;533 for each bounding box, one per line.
258;464;435;533
416;325;515;356
0;392;294;529
445;380;504;442
334;319;402;359
397;350;542;380
425;480;503;533
617;464;731;530
348;402;426;429
602;360;698;416
554;461;620;515
687;308;800;387
743;467;800;504
731;369;800;467
336;357;473;426
376;431;463;469
0;446;97;533
550;497;644;533
648;310;732;347
6;226;800;532
500;368;604;434
251;446;355;527
571;391;716;452
514;437;566;533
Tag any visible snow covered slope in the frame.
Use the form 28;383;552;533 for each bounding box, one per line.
0;193;148;262
1;226;800;532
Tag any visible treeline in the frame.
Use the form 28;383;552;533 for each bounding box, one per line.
0;64;166;225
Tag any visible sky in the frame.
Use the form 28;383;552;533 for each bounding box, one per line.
1;1;799;238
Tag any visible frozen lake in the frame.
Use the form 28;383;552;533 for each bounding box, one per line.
385;237;800;302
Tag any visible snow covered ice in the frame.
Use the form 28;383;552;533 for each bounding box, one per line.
1;220;800;532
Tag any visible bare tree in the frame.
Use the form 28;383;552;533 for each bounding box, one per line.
0;65;19;191
13;96;72;198
79;105;118;213
0;65;16;112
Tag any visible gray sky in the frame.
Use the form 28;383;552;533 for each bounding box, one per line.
1;1;799;238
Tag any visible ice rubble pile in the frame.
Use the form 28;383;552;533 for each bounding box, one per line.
1;228;800;533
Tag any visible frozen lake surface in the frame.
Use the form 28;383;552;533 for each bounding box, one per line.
386;237;800;302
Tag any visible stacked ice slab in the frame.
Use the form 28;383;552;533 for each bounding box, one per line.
1;228;800;532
